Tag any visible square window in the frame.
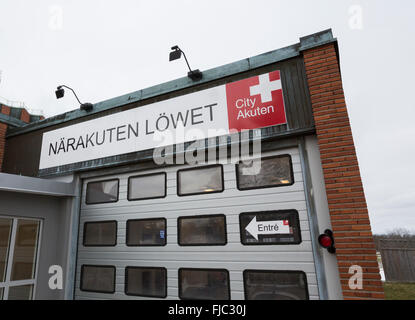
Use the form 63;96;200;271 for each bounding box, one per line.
83;221;117;247
0;218;13;282
128;173;166;201
244;270;309;300
177;165;223;196
0;217;42;300
178;215;226;246
239;210;301;245
80;265;115;293
86;179;119;204
7;285;34;300
236;155;293;190
126;219;166;246
11;220;41;281
179;268;230;300
125;267;167;298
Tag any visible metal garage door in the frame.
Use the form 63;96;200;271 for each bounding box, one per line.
74;147;319;300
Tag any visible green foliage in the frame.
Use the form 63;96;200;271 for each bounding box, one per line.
384;282;415;300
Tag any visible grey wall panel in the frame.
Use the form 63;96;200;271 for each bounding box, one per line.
304;135;342;299
0;191;70;299
74;147;319;300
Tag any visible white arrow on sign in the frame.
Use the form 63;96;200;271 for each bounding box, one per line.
245;216;291;240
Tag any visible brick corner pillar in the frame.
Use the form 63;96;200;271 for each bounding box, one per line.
302;43;385;300
20;108;31;123
0;105;11;171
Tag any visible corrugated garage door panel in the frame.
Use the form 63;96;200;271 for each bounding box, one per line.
75;148;319;300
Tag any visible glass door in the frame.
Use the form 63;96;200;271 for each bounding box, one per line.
0;217;42;300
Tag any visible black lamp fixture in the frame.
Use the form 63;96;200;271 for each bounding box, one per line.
55;85;93;112
169;45;203;81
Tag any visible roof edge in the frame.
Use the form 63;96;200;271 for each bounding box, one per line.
0;113;27;127
0;172;75;196
299;28;336;51
7;29;335;138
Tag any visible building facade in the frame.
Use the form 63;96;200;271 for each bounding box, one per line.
0;29;384;300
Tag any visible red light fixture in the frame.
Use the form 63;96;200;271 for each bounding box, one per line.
318;229;336;253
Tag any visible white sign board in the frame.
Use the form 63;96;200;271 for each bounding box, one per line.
245;216;291;240
39;70;287;169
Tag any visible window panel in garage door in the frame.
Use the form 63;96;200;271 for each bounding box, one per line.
177;165;223;196
86;179;119;204
125;266;167;298
83;221;117;246
244;270;309;300
128;173;166;201
126;218;166;246
236;154;293;190
178;214;227;246
80;265;115;293
179;268;230;300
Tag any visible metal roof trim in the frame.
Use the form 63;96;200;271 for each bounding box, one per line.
0;172;76;196
7;29;334;138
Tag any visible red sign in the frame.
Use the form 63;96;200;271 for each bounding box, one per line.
225;70;287;131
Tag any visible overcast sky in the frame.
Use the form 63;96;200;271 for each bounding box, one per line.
0;0;414;234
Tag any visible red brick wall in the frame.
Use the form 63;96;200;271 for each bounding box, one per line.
303;43;384;299
0;106;42;171
20;108;30;123
1;105;11;116
0;106;11;171
0;123;6;170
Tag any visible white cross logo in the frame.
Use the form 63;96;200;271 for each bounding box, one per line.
249;73;282;103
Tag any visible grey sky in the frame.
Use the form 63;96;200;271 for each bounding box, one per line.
0;0;414;234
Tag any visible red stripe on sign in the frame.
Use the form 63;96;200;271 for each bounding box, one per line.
225;70;287;132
